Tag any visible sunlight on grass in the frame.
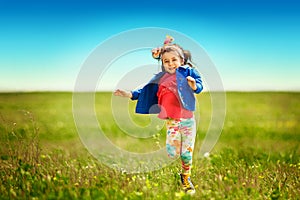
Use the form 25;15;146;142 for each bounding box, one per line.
0;92;299;199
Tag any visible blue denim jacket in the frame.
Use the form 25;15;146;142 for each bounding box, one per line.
131;65;203;114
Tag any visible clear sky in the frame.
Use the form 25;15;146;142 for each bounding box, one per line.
0;0;299;91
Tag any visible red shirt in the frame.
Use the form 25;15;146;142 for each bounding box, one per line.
157;73;193;119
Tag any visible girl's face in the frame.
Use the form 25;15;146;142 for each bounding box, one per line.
161;52;184;74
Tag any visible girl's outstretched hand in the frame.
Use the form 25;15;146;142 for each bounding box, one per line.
186;76;197;91
113;89;133;98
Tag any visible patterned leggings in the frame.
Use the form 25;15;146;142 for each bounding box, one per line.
166;117;196;174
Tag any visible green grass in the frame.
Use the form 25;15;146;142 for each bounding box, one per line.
0;92;299;199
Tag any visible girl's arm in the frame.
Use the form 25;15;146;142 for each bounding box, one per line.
186;68;203;94
114;89;143;100
114;72;162;100
186;76;197;91
113;89;133;98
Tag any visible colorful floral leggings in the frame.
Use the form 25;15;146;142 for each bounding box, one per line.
166;117;196;174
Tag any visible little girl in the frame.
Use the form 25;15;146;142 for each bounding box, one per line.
114;35;203;195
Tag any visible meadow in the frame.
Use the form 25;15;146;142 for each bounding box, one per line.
0;92;299;199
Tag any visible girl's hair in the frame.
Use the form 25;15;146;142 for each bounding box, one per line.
154;44;194;71
160;44;193;67
151;36;195;70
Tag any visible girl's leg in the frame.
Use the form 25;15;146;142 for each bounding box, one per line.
179;118;197;175
165;119;181;159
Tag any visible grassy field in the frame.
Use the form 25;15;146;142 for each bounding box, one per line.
0;92;299;199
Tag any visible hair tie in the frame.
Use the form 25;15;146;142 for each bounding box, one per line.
163;35;174;46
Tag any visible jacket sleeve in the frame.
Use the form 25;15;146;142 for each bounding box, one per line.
131;72;164;101
190;68;203;94
131;88;142;100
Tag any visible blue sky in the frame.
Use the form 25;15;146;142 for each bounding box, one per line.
0;0;299;91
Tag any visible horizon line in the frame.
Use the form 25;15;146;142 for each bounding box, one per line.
0;89;299;93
